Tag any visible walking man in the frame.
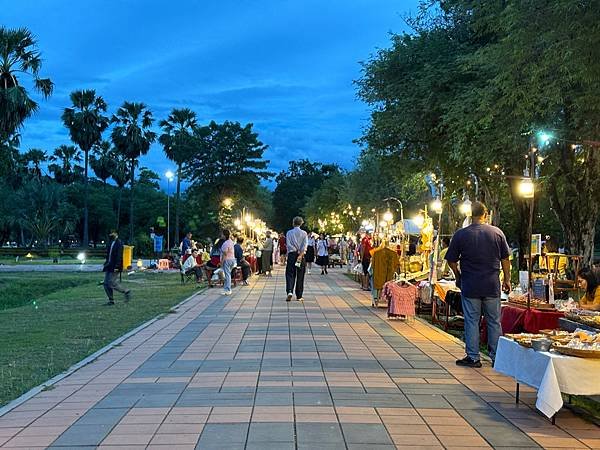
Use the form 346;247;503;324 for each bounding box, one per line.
445;202;511;367
285;216;308;302
103;230;131;305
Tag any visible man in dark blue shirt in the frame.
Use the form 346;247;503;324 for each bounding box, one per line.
445;202;511;367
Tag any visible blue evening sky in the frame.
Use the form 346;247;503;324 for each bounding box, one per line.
6;0;418;187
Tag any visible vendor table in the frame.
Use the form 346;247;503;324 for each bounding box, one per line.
501;304;564;333
494;337;600;419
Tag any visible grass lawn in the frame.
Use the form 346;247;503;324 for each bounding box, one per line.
0;271;204;407
0;257;106;265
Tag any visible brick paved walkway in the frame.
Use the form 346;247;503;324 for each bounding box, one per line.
0;267;598;449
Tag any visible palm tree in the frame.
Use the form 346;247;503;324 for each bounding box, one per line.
90;140;116;185
159;108;197;247
110;102;156;243
110;152;130;231
48;144;83;185
0;27;53;143
23;148;47;181
62;89;109;248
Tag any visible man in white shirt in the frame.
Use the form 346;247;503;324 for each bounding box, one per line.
285;216;308;302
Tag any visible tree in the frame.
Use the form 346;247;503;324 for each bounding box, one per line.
138;167;161;190
110;152;130;231
110;102;156;243
62;89;109;247
185;121;272;228
272;159;340;231
0;27;53;145
159;107;197;245
90;140;116;185
22;148;47;181
48;144;83;185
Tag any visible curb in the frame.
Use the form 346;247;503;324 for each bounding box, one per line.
0;287;205;418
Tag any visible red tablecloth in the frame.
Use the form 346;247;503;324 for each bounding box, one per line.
482;304;564;342
501;305;527;334
523;308;564;333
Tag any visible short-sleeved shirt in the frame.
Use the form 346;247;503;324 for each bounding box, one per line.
220;239;236;262
445;223;510;298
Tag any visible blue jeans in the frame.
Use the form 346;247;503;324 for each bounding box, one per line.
461;295;502;361
223;259;236;292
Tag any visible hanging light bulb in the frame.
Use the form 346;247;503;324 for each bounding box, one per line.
460;199;472;216
430;198;442;214
518;178;535;199
383;210;393;222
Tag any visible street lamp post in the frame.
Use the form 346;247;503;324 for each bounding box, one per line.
165;170;174;254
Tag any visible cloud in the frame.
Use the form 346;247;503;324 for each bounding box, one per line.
6;0;418;190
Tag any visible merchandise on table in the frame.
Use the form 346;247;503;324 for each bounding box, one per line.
564;309;600;328
506;330;600;358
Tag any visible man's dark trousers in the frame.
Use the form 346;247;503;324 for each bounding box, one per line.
286;251;305;298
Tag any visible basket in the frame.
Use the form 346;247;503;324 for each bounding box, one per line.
553;346;600;359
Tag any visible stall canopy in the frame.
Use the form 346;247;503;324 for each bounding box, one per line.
395;219;422;235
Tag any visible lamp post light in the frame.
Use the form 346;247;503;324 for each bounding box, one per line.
165;170;174;254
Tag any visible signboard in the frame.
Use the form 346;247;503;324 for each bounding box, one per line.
153;235;163;253
531;234;542;256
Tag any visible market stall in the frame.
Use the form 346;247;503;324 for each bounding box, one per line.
494;332;600;420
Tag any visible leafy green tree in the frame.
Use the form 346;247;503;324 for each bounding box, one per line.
90;140;116;185
48;145;83;185
110;102;156;243
185;121;272;228
62;89;109;247
0;27;53;144
272;159;340;231
159;108;197;244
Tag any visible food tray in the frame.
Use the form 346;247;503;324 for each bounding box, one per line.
553;346;600;358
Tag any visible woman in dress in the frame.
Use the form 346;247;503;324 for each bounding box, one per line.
305;233;316;274
261;231;274;276
272;233;280;265
316;233;329;275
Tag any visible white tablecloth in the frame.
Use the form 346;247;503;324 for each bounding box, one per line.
494;337;600;418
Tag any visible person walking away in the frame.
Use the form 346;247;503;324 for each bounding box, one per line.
273;233;280;265
102;230;131;305
279;233;287;265
445;201;511;367
360;231;373;290
182;248;203;283
285;216;308;302
305;233;316;274
261;231;274;276
220;229;236;295
316;233;329;275
180;231;193;256
235;236;251;285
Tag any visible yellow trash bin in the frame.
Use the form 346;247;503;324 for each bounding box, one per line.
122;245;134;270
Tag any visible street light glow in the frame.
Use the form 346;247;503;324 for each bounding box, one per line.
383;210;393;222
460;199;472;216
413;213;425;229
430;199;443;214
518;178;535;199
165;170;174;181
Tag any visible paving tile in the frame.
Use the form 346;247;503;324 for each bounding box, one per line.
296;422;345;443
247;422;295;442
341;423;393;444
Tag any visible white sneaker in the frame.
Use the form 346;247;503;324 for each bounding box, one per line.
307;269;311;274
286;293;293;302
222;290;232;296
